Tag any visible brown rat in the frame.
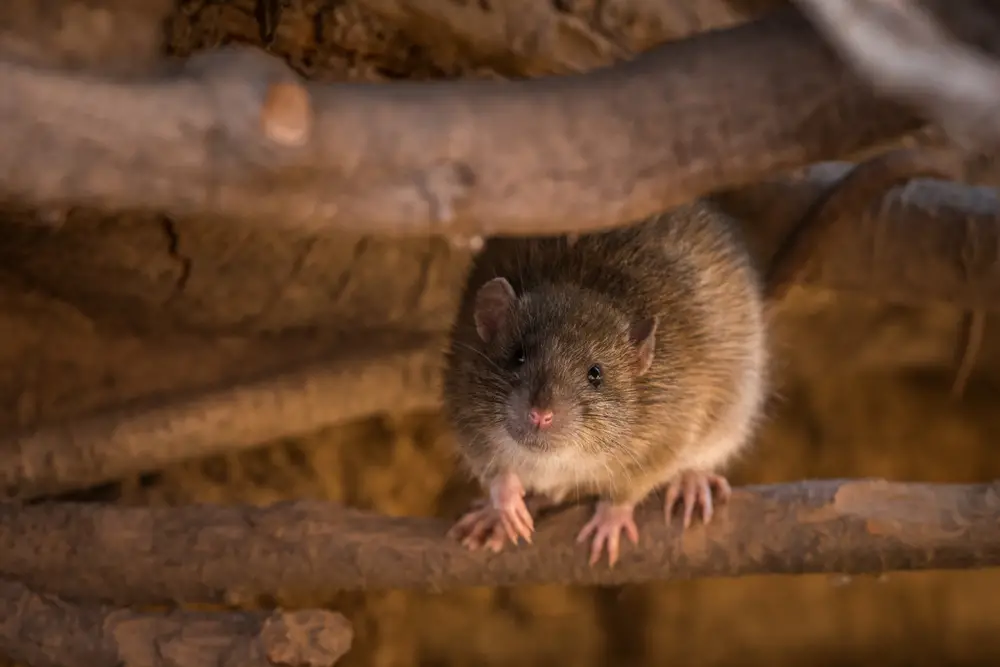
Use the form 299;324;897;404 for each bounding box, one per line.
442;199;767;566
442;147;960;567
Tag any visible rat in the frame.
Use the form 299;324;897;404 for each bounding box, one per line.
442;147;961;567
441;199;766;567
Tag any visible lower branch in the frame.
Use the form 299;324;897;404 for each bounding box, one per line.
0;335;443;499
0;578;353;667
0;480;998;605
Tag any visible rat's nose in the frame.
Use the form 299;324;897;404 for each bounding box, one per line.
529;407;554;430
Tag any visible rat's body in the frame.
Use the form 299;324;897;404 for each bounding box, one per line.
442;200;767;566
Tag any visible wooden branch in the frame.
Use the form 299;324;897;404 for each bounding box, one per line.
360;0;636;76
0;8;923;237
793;0;1000;150
0;335;443;499
0;578;353;667
360;0;774;76
0;480;996;605
1;166;999;501
721;162;1000;307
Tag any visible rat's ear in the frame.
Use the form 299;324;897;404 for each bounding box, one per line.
474;277;517;343
629;315;658;376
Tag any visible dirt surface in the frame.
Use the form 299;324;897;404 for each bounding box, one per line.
2;0;1000;665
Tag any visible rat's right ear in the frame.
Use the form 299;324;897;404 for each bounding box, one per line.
473;277;516;343
629;315;658;376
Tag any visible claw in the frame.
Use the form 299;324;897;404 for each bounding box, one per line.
448;472;535;551
664;470;731;530
576;501;638;568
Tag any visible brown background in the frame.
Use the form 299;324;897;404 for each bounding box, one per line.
2;0;1000;665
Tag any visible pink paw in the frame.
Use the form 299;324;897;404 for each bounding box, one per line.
446;472;534;552
576;501;638;567
664;470;732;529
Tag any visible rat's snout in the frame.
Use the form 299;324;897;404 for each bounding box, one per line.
528;407;554;430
504;376;570;447
528;383;556;431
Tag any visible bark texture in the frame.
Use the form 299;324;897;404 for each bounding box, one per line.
1;480;998;605
0;578;353;667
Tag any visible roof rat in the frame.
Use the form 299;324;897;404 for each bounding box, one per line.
442;147;960;567
442;199;767;567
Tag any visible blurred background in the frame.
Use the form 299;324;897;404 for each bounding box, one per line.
2;0;999;665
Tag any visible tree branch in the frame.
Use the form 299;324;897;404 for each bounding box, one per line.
0;7;923;237
792;0;1000;150
0;480;997;605
714;162;1000;307
0;578;353;667
360;0;774;76
0;335;443;500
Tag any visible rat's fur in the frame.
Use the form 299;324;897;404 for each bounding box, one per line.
442;201;767;508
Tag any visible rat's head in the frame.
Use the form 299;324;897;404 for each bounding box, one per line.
469;276;658;455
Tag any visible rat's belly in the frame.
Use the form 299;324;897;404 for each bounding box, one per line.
515;448;614;499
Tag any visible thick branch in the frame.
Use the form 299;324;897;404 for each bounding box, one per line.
0;480;997;605
2;168;1000;500
0;578;353;667
718;162;1000;307
0;8;922;237
0;335;442;499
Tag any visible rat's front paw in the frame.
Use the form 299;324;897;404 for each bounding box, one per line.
664;469;732;529
447;497;534;552
447;472;534;552
576;500;638;568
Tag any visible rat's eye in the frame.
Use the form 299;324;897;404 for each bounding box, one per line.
587;364;602;388
510;345;526;367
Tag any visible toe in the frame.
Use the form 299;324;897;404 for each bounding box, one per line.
606;528;621;568
512;505;534;543
663;484;680;523
577;517;598;544
588;532;605;567
713;475;733;502
446;511;479;540
485;527;507;553
698;481;715;523
517;502;535;532
624;517;640;545
499;513;521;544
682;482;698;529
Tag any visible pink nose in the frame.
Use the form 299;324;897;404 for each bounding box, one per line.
529;408;554;429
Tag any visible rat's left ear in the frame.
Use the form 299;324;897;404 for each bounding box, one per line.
629;316;658;376
473;277;517;343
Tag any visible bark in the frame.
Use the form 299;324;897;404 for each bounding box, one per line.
0;7;924;238
0;578;353;667
0;480;996;605
359;0;787;75
3;163;1000;500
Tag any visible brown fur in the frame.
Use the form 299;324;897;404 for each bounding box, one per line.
442;200;768;508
